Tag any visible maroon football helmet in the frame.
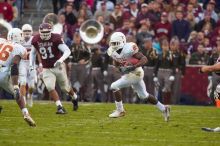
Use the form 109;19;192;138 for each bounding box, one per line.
39;23;52;40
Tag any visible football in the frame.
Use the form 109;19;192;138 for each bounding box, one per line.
123;57;139;66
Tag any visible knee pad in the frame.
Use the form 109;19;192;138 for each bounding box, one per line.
137;91;149;99
19;76;27;86
110;83;120;91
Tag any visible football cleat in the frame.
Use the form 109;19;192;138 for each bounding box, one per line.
0;106;2;113
109;110;125;118
27;95;33;107
23;114;36;127
163;105;170;122
72;99;78;111
202;127;220;132
56;105;67;114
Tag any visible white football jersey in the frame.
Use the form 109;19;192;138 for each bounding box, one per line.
0;38;27;72
21;36;33;60
108;42;139;64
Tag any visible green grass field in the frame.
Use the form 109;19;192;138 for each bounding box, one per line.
0;100;220;146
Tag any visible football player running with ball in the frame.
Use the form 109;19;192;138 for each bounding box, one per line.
107;32;170;121
30;23;78;114
0;28;36;126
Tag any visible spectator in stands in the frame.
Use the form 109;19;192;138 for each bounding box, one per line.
78;1;93;20
202;22;213;38
189;44;209;65
62;3;77;25
167;0;180;22
99;22;113;52
123;0;139;19
6;0;18;27
116;19;132;36
109;3;123;29
121;0;130;12
189;0;203;15
96;0;114;12
145;1;161;26
204;37;212;54
96;15;105;24
210;27;220;47
187;31;205;55
195;11;216;32
0;0;13;22
135;3;149;29
205;1;218;22
78;7;92;20
52;0;67;14
57;13;69;43
154;11;172;41
186;11;196;30
172;10;191;43
136;18;154;47
186;2;202;23
94;1;111;22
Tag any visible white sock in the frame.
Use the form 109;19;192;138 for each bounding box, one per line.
156;101;165;112
71;93;77;100
22;108;29;115
55;100;62;107
115;101;124;112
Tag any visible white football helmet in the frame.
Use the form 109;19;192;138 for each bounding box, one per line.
109;32;126;50
39;23;52;40
7;28;24;43
22;24;33;39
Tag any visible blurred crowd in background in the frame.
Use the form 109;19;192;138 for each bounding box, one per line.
1;0;220;105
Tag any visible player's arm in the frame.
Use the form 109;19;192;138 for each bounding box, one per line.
56;43;71;66
132;52;148;68
200;62;220;73
29;46;37;68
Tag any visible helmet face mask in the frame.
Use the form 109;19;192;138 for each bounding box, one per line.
109;32;126;51
7;28;24;44
22;24;33;40
39;23;52;40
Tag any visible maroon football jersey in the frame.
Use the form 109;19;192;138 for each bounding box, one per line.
32;33;63;68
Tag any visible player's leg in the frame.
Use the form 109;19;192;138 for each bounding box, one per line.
27;68;37;107
42;68;66;114
109;75;136;118
18;61;28;105
56;63;78;111
132;80;170;122
0;88;2;113
1;73;36;126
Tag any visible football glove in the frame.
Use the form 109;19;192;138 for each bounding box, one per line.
119;66;135;74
